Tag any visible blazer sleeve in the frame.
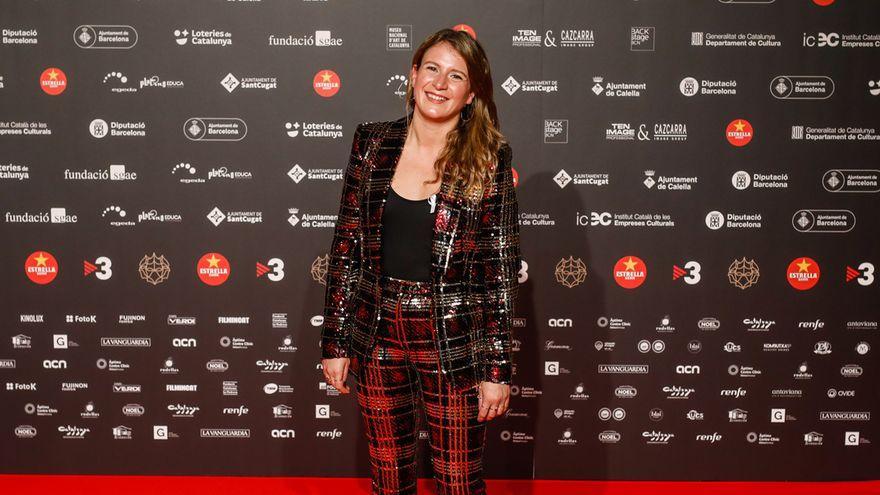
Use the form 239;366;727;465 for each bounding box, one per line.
477;143;521;384
321;122;366;359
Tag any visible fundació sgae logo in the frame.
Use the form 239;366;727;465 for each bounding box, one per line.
313;70;340;98
197;252;231;286
25;251;59;284
787;257;820;290
613;255;647;289
40;67;68;95
726;119;753;147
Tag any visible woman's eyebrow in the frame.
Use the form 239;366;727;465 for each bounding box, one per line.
423;60;467;76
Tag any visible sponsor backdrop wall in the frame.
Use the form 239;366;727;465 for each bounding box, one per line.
1;0;878;483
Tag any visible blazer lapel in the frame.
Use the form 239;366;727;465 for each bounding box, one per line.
364;115;463;286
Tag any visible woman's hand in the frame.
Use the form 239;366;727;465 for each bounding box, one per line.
477;381;510;422
321;358;351;394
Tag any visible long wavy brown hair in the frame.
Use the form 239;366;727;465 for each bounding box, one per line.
404;28;507;200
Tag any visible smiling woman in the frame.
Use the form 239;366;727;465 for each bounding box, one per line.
402;30;507;201
321;27;521;495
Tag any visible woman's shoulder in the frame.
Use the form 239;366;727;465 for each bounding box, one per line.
495;140;513;170
498;140;512;160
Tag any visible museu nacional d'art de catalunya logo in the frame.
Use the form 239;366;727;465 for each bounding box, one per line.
197;252;231;286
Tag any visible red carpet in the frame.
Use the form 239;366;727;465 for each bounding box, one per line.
0;476;878;494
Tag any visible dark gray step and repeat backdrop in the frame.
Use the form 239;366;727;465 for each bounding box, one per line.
1;0;878;482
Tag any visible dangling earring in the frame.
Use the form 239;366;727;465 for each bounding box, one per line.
460;103;473;124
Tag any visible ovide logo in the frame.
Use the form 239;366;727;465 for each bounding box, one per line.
726;119;753;147
787;257;820;290
25;251;59;284
613;255;647;289
40;67;68;95
196;252;230;286
313;69;340;98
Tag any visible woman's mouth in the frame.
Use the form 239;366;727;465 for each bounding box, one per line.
425;92;449;104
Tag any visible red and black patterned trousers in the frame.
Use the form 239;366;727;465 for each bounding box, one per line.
353;274;487;495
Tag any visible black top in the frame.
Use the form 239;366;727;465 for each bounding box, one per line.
380;185;438;282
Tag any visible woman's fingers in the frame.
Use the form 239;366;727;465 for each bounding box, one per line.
326;375;350;394
478;400;502;422
477;401;490;422
477;382;513;422
485;405;498;421
335;378;351;394
322;359;351;394
477;382;512;422
331;370;350;394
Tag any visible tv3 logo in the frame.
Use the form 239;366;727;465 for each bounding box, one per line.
673;261;701;285
846;262;874;286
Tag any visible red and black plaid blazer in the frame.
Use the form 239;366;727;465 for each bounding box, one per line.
321;115;521;392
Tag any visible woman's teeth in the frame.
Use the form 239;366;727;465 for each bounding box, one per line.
426;93;448;103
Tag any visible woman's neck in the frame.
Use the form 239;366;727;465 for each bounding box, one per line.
408;111;458;151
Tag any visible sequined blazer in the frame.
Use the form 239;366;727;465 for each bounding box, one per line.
321;114;522;393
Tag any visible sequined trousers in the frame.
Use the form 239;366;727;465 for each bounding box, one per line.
353;274;488;495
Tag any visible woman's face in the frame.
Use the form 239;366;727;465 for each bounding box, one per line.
410;41;475;124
